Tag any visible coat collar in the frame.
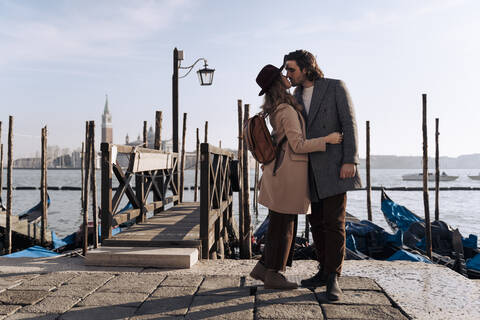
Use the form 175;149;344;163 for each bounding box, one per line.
294;78;330;127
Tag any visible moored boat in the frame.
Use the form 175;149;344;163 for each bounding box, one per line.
402;172;459;181
468;173;480;181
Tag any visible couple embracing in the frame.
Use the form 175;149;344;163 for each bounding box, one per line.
249;50;362;301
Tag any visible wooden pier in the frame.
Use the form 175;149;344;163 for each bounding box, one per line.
86;141;238;268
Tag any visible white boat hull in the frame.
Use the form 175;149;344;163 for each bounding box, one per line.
468;175;480;181
402;173;459;181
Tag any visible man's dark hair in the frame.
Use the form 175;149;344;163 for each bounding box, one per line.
284;50;324;80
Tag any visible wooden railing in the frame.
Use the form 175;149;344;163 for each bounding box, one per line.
200;143;237;259
100;143;179;241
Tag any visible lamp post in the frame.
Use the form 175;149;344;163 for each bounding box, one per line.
172;47;215;153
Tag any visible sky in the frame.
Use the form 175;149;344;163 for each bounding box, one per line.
1;0;479;159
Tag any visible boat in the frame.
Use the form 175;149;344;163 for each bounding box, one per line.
381;189;480;278
402;172;459;181
468;173;480;181
17;195;51;223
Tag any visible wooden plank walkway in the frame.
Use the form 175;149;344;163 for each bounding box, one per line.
102;202;201;252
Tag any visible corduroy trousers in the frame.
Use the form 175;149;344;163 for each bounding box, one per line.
308;192;347;275
260;210;298;271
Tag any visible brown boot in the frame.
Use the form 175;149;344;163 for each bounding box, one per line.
250;261;267;282
264;270;298;290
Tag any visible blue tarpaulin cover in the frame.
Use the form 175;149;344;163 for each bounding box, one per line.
466;254;480;271
386;249;432;263
381;196;423;232
4;245;59;258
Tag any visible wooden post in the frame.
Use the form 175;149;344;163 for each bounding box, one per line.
82;121;91;256
5;116;13;254
237;100;244;255
81;142;84;207
89;121;98;248
366;121;372;221
204;121;208;143
422;94;432;259
194;128;200;202
241;104;251;258
154;110;163;212
41;126;48;246
0;121;3;202
435;118;440;221
200;143;211;259
143;121;148;147
154;111;162;150
254;161;259;217
100;142;113;242
180;113;187;202
219;141;222;148
172;48;179;154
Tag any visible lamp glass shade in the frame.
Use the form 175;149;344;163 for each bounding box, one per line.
197;66;215;86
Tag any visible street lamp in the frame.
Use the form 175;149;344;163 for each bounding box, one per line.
172;48;215;154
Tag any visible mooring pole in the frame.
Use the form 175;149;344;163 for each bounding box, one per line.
435;118;440;221
0;121;3;202
5;116;13;254
204;121;208;144
237;100;244;256
180;113;187;202
82;121;91;256
242;104;252;258
41;126;48;246
366;121;372;221
154;110;163;213
422;94;432;259
194;128;200;202
81;142;84;207
143;121;148;148
89;121;98;248
253;161;259;218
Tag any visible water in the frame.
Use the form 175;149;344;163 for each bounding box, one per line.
2;169;480;245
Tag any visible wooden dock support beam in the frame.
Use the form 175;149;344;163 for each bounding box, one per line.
41;126;48;246
435;118;440;221
89;121;98;248
422;94;432;259
100;142;113;242
180;113;187;202
5;116;13;254
82;121;91;256
194;128;200;202
241;104;251;258
366;121;372;221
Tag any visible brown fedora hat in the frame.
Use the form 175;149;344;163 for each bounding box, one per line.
256;64;282;96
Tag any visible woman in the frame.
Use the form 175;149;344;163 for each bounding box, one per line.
249;64;342;289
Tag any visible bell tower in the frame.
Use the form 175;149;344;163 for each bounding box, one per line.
101;94;113;144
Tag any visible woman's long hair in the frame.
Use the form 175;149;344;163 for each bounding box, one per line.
260;76;302;115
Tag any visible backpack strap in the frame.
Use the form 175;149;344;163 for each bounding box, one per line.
272;135;286;176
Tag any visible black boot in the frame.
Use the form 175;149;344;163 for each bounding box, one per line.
300;265;327;287
326;273;342;301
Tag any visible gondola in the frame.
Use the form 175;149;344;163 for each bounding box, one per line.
17;194;51;223
381;189;480;278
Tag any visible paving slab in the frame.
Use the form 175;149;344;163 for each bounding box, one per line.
0;290;49;305
59;306;136;320
77;291;148;308
322;304;408;320
66;272;114;285
199;275;241;289
135;296;193;317
7;284;55;292
5;312;59;320
0;305;22;316
25;273;77;287
186;295;254;320
255;303;323;320
256;288;318;305
159;275;204;287
315;289;392;305
151;286;198;297
129;315;184;320
98;273;165;293
20;296;81;314
338;276;383;291
48;284;98;298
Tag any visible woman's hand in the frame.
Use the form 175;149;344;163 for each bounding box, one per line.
326;132;343;144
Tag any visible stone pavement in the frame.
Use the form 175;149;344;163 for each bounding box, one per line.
0;257;479;319
0;271;406;320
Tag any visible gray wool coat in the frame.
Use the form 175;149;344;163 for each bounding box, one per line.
294;78;362;200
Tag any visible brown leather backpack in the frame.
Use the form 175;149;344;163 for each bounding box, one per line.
243;112;286;174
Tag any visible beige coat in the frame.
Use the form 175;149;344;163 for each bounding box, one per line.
258;103;327;214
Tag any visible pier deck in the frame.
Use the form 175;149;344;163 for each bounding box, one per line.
103;202;201;249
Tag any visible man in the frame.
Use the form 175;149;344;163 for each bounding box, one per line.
284;50;362;301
